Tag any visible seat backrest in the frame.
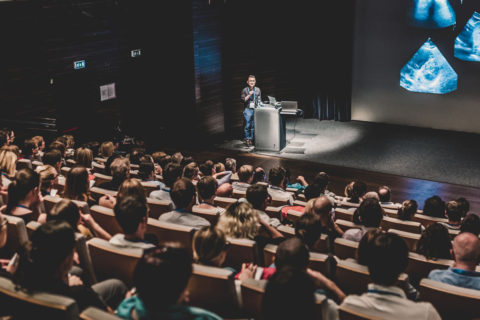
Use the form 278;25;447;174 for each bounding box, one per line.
43;196;90;215
263;244;277;267
419;279;480;319
89;205;123;236
93;173;113;187
187;264;239;317
338;304;382;320
3;214;29;256
16;159;32;170
406;252;453;286
311;233;329;254
286;209;303;223
241;278;267;320
388;228;421;251
335;208;354;222
66;159;76;168
146;218;195;249
92;162;106;175
80;307;121;320
383;208;398;218
333;238;359;260
75;233;97;285
60;167;71;177
140;181;158;198
380;216;422;234
336;200;360;209
307;251;329;275
264;206;282;220
191;206;220;226
335;219;362;233
270;198;289;207
277;224;295;238
31;160;43;170
147;198;173;219
26;220;41;238
86;237;142;287
232;189;246;199
336;259;408;295
0;277;79;320
225;237;258;270
213;196;237;209
90;187;117;200
93;157;107;163
412;214;448;228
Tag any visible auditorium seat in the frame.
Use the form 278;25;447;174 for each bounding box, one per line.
80;307;121;320
90;187;117;200
191;206;220;225
265;206;282;220
130;163;139;170
3;214;28;256
335;219;362;233
225;237;259;270
87;237;142;286
66;159;76;167
335;208;354;222
448;228;460;240
92;162;106;175
270;198;290;207
240;278;267;320
333;238;359;260
232;189;246;199
61;166;71;177
338;304;379;320
146;218;195;249
380;216;422;234
383;208;399;218
93;173;112;187
213;196;237;208
286;209;303;223
31;160;43;170
336;259;408;295
140;181;158;197
292;199;307;207
406;252;453;286
263;243;277;266
93;157;107;163
412;214;448;228
16;159;32;170
263;244;329;274
419;278;480;319
89;205;123;236
335;200;360;209
26;220;41;238
311;233;329;253
43;195;90;214
0;277;79;320
147;198;173;219
277;224;295;238
388;228;420;251
380;203;401;210
186;264;239;318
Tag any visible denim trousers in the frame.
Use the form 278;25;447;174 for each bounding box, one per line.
243;108;254;140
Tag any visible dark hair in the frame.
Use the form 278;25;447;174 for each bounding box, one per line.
295;213;322;249
313;172;329;191
48;141;65;156
196;176;218;201
15;221;75;290
358;198;383;228
138;161;154;181
357;229;385;265
0;130;8;147
446;200;463;223
23;139;37;159
456;197;470;217
104;153;122;175
246;184;270;210
42;149;62;167
47;199;80;231
350;181;367;203
163;162;182;188
181;156;194;167
460;214;480;236
6;168;39;214
63;166;89;201
199;160;214;177
114;195;148;234
262;267;316;320
366;233;409;286
275;238;309;270
416;223;452;260
423;196;446;218
304;184;322;201
170;178;195;210
158;155;172;171
377;186;391;202
268;167;286;187
134;245;192;312
129;148;144;165
397;200;418;221
252;167;266;184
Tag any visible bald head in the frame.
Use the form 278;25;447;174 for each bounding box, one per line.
453;232;480;264
364;191;380;201
312;196;333;217
216;183;233;198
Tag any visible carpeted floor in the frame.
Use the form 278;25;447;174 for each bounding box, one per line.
216;119;480;188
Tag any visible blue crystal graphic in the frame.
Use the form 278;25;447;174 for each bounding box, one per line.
400;39;457;94
454;12;480;62
411;0;456;29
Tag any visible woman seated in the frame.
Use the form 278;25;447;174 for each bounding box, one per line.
416;223;452;260
99;178;146;209
13;220;127;312
35;165;58;196
0;149;17;187
63;167;96;207
397;200;418;221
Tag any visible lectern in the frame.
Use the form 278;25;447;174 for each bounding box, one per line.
254;106;286;152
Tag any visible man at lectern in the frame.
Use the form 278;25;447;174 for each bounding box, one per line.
240;75;261;147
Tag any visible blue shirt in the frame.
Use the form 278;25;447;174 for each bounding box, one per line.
428;267;480;290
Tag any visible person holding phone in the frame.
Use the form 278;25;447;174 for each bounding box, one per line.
240;75;261;147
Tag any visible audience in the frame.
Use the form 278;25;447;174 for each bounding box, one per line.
343;198;383;242
440;200;463;230
159;178;210;228
428;232;480;290
339;232;441;319
267;167;294;205
195;176;224;214
416;223;452;260
232;164;254;192
422;195;446;218
63;166;96;206
98;157;130;191
252;166;267;184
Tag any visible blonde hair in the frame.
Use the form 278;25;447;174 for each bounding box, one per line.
216;202;258;239
35;165;57;191
75;148;93;168
117;178;146;203
98;141;114;158
192;226;228;267
304;198;316;215
0;149;17;177
63;135;75;148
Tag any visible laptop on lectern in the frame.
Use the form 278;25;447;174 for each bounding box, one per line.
267;96;277;105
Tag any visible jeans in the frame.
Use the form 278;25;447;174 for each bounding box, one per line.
243;108;254;140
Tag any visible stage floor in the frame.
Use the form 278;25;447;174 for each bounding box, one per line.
216;119;480;188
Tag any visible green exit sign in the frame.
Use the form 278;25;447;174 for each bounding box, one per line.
131;49;141;57
73;60;86;70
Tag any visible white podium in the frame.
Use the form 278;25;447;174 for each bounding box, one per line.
254;105;286;152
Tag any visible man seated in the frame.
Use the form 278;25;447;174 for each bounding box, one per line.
267;167;294;205
343;198;383;242
340;232;441;319
377;185;399;207
149;162;182;203
439;200;463;230
246;183;281;228
110;195;155;249
159;178;210;229
312;196;344;240
232;164;253;192
428;232;480;290
97;157;130;191
195;176;224;214
215;182;233;198
423;195;446;218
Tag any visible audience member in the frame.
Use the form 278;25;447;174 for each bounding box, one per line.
225;158;237;173
456;197;470;217
429;232;480;290
159;178;210;228
397;200;418;221
440;200;463;230
35;165;58;196
42;149;62;173
98;141;115;158
416;223;452;260
268;167;294;205
63;167;96;206
75;147;94;170
22;138;38;161
343;198;383;242
182;162;199;181
192;226;229;268
149;162;182;203
423;195;446;218
98;157;130;191
213;162;225;174
31;136;45;161
295;213;323;250
3;168;43;221
460;213;480;236
196;176;224;214
378;185;394;205
0;149;17;185
246;183;281;228
232;165;254;192
215;182;233;198
312;196;344;241
252;166;266;184
138;161;163;188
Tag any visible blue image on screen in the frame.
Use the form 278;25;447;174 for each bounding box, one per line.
400;38;457;94
454;12;480;62
410;0;456;29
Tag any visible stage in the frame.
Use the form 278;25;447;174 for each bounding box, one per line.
216;119;480;188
